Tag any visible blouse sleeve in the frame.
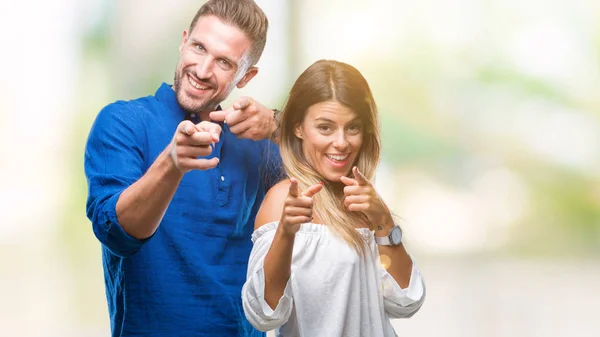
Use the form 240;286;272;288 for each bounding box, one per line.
380;256;426;318
242;222;294;331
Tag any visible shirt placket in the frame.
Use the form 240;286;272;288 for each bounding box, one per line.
214;123;228;206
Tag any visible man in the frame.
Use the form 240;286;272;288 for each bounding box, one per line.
84;1;282;336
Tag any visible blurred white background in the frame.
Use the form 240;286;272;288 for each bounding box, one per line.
1;0;599;336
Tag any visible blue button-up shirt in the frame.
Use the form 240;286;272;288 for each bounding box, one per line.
84;83;282;336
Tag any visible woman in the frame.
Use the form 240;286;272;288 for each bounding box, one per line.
242;60;425;336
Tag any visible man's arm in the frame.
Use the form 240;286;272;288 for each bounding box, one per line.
115;121;221;239
114;148;183;240
85;104;220;256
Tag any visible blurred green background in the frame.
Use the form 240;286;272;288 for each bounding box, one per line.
1;0;599;336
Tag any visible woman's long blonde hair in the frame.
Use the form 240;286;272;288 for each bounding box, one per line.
279;60;381;255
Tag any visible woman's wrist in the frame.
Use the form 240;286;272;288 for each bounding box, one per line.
276;223;297;240
371;213;396;236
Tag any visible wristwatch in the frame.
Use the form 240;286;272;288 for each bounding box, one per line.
270;109;282;142
374;225;403;246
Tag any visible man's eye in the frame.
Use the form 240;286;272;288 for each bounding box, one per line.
195;45;205;52
218;59;232;69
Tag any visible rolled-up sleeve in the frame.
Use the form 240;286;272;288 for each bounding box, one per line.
242;223;294;331
84;102;152;258
380;257;426;318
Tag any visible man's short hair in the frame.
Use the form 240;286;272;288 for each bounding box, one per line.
189;0;269;67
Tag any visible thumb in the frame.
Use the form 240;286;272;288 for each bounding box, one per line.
302;182;324;198
196;121;222;142
178;120;196;136
233;97;251;110
340;175;359;186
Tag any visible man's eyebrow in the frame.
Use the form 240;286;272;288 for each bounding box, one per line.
188;37;202;46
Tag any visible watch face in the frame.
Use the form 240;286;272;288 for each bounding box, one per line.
390;227;402;244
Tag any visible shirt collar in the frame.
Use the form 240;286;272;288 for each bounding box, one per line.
155;82;223;122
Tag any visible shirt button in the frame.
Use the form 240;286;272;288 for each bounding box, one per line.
190;113;196;118
221;176;225;182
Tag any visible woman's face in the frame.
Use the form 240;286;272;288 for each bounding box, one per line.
295;100;364;182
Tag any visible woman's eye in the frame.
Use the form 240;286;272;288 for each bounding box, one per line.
348;124;362;132
317;125;332;132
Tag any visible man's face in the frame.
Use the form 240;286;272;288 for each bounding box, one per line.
174;15;257;116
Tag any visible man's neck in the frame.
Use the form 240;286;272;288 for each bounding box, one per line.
199;110;212;122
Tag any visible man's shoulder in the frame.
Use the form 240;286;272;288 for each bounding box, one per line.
89;95;160;136
255;138;281;156
93;94;163;129
101;94;158;116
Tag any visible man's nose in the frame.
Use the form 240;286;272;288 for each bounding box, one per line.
196;57;214;79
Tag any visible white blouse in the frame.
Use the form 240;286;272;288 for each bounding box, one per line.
242;222;425;337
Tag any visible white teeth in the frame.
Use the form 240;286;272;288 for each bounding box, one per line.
327;154;349;161
188;76;210;90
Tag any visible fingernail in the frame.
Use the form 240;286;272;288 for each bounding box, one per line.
318;181;324;185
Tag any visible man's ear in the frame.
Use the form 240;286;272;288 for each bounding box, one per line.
236;66;259;89
179;30;189;52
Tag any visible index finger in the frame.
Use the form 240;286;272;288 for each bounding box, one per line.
208;110;228;122
352;166;370;186
288;178;299;198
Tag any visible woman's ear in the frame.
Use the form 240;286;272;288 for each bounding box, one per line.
294;124;303;139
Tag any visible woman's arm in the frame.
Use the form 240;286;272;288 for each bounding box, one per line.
255;180;294;309
241;179;322;330
257;179;322;309
341;166;425;316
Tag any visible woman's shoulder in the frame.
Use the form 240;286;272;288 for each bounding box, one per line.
254;179;291;230
268;178;292;197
